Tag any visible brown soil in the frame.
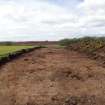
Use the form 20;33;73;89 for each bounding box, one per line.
0;47;105;105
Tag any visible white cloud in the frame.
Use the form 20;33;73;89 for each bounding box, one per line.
76;0;105;35
0;0;105;41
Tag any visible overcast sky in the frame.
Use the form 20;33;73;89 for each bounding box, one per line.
0;0;105;41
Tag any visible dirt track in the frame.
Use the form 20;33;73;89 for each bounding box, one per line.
0;47;105;105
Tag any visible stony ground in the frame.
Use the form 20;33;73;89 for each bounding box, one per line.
0;47;105;105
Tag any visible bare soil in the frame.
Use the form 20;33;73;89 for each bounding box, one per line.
0;47;105;105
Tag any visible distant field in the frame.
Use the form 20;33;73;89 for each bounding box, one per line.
0;45;34;58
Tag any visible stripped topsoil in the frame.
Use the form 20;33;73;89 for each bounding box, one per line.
0;46;105;105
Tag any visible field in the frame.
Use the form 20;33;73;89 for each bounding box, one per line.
0;40;105;105
0;45;34;58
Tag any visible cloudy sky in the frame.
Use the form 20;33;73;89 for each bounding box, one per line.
0;0;105;41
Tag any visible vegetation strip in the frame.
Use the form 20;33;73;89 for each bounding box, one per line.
0;46;43;66
59;37;105;66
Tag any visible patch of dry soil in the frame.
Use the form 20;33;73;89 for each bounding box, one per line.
0;47;105;105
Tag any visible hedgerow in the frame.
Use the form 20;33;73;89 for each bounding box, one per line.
59;36;105;53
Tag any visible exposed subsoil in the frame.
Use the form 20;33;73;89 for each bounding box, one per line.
0;47;105;105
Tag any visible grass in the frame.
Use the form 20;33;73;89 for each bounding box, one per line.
0;45;34;58
59;36;105;53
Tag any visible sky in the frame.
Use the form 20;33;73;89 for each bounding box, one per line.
0;0;105;41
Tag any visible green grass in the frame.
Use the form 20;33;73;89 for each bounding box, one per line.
0;45;34;58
